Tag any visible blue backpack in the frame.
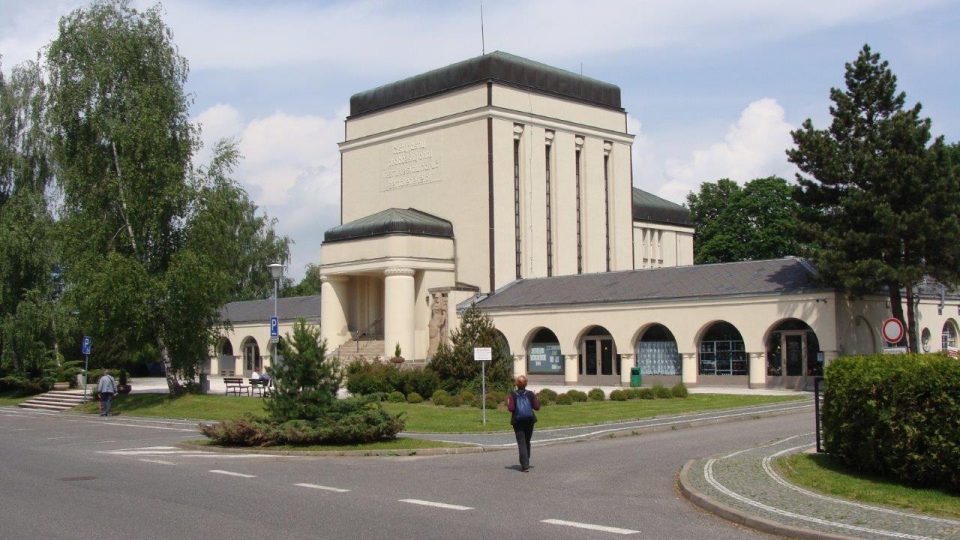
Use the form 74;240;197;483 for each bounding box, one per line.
514;391;534;421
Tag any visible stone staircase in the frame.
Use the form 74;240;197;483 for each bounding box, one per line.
18;389;89;412
331;339;384;365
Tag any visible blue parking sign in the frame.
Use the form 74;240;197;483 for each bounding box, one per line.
270;317;279;337
81;336;92;355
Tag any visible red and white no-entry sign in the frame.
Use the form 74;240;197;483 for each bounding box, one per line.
882;318;905;343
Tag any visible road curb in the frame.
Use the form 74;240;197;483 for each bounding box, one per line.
677;459;856;540
175;440;499;457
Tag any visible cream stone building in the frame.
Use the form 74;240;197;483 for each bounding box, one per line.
216;51;959;388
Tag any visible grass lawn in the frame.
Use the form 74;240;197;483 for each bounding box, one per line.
0;390;32;406
776;453;960;519
384;394;804;433
76;393;268;421
72;393;803;433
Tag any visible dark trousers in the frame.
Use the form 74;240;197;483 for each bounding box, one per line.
100;393;114;416
513;420;534;469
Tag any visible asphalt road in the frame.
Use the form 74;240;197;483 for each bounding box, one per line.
0;406;811;539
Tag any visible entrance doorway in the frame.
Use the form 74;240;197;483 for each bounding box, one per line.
579;327;619;386
766;319;821;389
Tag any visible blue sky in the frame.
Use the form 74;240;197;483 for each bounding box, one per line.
2;0;958;280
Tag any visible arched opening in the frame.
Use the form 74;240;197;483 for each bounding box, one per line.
494;329;511;358
635;324;681;378
699;322;746;377
526;328;563;377
942;320;958;352
241;337;261;375
217;338;236;376
578;326;619;386
765;319;822;388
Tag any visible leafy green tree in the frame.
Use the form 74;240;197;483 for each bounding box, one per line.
788;45;960;352
283;263;322;297
0;59;61;383
428;305;513;393
686;176;803;264
45;1;288;391
264;319;340;422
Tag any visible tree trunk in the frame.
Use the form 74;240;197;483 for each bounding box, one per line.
905;285;918;353
157;334;184;395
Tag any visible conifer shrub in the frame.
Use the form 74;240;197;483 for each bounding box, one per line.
587;388;605;401
387;391;405;403
671;382;689;398
567;389;588;402
638;388;654;399
555;392;573;405
406;392;423;404
625;388;644;400
459;390;475;403
651;383;672;399
444;394;463;407
609;389;628;401
824;353;960;492
431;389;450;405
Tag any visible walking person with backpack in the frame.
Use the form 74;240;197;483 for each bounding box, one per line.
506;375;540;472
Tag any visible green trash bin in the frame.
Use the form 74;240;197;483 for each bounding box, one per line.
630;366;642;387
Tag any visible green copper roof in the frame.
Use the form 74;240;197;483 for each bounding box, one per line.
350;51;622;117
632;188;691;226
323;208;454;243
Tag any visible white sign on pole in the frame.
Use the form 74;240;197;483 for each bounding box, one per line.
473;347;492;361
473;347;492;425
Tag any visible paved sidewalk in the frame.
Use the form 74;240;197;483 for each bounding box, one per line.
679;435;960;540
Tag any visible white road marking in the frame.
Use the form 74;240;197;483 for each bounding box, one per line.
399;499;473;511
209;469;255;478
100;446;273;459
295;483;350;493
139;459;176;465
541;519;639;535
46;436;78;440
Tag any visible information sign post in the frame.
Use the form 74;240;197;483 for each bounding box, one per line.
474;347;492;425
81;336;92;402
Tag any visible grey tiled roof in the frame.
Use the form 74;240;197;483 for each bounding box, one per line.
475;258;826;310
349;51;622;117
324;208;453;243
221;295;321;324
632;187;691;226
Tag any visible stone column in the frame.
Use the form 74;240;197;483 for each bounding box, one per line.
681;352;698;386
384;267;416;361
564;354;579;385
320;275;350;352
748;352;766;389
513;354;526;378
619;353;634;386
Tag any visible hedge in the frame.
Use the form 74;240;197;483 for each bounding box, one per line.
823;353;960;493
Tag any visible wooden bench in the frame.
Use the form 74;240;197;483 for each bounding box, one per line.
224;377;250;396
248;378;272;397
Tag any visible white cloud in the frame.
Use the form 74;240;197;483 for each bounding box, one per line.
192;104;346;279
645;98;797;203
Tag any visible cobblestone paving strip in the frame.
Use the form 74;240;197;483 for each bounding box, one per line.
682;435;960;540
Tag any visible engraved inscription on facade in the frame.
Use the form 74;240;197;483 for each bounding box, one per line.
381;139;441;190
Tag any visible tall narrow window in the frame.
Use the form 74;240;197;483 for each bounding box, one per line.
603;142;612;272
575;136;584;274
545;132;554;277
513;125;523;279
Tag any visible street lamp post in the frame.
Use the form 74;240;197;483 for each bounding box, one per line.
268;263;284;373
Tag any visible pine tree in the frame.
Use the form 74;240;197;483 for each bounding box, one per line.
427;305;513;392
788;45;960;351
264;320;340;423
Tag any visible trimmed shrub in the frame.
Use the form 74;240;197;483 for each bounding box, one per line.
587;388;605;401
387;391;405;403
609;389;628;401
824;353;960;493
638;388;654;399
652;383;672;399
537;388;558;403
431;389;450;403
399;368;440;398
444;394;463;408
671;382;689;398
345;358;399;396
555;392;573;405
625;388;644;400
406;392;423;404
459;390;475;403
488;390;507;405
567;389;588;402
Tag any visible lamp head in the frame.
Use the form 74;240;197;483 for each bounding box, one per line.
268;263;284;280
